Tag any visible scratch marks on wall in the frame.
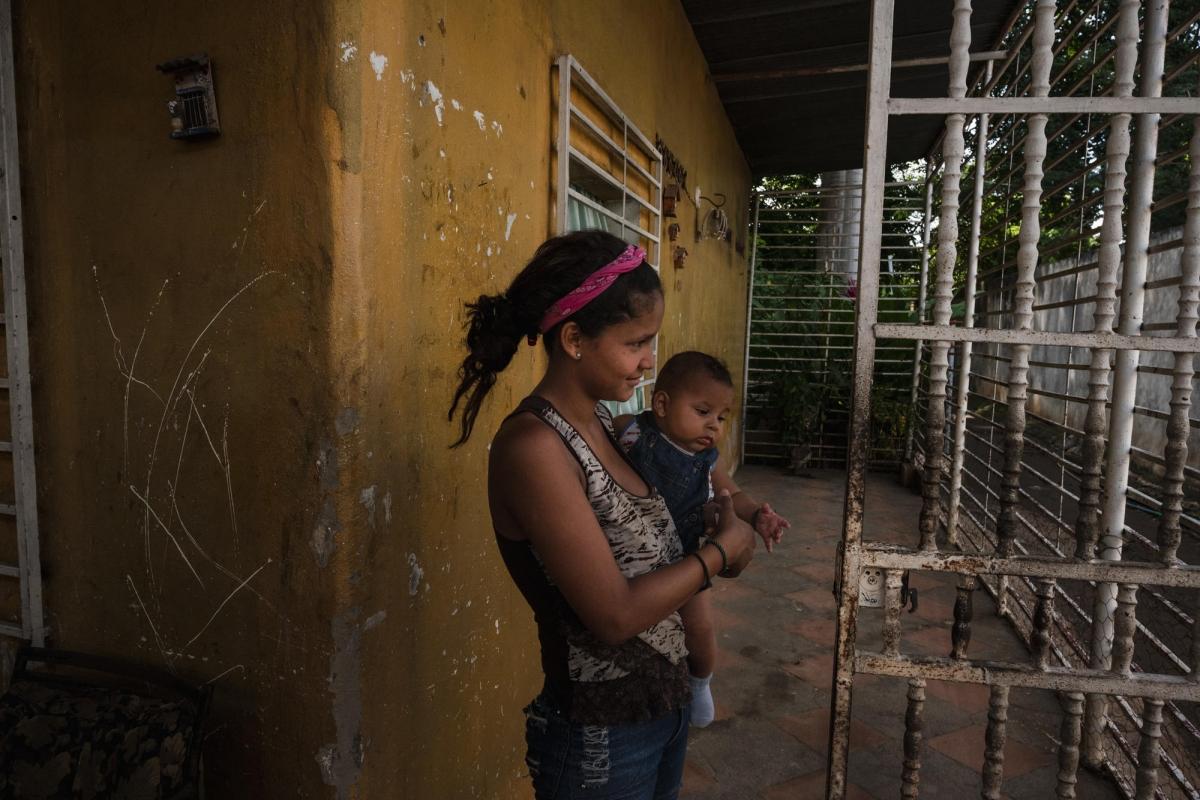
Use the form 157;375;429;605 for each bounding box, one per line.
505;213;518;241
126;574;172;671
129;485;204;587
136;269;276;591
94;268;167;480
94;197;289;672
205;663;246;685
178;559;271;655
221;417;238;554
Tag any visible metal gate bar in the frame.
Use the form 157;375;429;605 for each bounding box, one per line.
828;1;1200;798
825;0;893;791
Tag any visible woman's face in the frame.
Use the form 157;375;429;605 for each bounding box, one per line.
577;291;664;401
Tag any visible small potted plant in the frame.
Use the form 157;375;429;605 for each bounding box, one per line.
773;371;823;474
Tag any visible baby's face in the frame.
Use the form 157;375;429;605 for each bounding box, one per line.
654;377;735;453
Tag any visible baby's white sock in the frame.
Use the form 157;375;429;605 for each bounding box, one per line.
689;673;715;728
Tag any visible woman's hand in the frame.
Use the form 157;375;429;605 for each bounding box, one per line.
707;491;756;577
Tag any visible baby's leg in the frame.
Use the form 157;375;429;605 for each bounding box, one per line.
681;591;718;727
682;591;716;677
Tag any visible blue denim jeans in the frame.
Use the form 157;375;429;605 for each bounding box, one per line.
524;690;690;799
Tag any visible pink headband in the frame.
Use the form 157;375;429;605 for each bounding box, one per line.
535;244;646;336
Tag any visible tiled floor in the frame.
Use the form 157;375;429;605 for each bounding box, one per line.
681;466;1120;799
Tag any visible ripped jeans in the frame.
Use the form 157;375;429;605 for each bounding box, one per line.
523;689;690;799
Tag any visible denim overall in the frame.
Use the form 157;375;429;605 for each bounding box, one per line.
622;411;719;553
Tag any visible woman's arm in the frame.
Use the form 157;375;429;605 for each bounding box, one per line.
490;417;754;645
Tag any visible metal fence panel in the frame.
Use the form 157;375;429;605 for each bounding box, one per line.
826;2;1200;798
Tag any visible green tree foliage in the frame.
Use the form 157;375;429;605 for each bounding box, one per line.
963;0;1198;298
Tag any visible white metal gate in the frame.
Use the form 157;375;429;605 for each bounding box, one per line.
743;179;927;471
829;1;1200;798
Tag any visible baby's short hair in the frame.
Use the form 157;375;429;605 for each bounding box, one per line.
655;351;734;396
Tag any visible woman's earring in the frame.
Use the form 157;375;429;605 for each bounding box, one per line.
574;352;582;360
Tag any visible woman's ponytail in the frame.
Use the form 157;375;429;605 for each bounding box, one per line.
448;293;527;448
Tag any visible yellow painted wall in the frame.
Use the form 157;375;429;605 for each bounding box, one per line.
14;0;751;796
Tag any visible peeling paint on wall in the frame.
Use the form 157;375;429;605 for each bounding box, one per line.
359;485;377;528
407;553;424;596
311;498;341;568
315;744;337;785
335;407;360;437
317;441;339;490
425;81;445;125
339;41;357;63
320;609;365;798
368;51;388;80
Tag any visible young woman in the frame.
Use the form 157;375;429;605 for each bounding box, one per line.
449;230;756;799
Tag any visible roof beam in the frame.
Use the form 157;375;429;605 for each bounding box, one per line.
686;0;850;26
706;26;996;72
715;49;1007;82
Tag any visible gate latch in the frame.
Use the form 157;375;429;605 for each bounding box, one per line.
900;571;919;613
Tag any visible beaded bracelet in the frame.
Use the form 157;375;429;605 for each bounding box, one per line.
706;538;730;576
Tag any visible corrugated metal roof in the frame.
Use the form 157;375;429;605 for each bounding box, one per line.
682;0;1022;175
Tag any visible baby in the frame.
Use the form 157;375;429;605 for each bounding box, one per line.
616;351;789;726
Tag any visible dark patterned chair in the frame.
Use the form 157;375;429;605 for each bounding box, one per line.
0;647;211;800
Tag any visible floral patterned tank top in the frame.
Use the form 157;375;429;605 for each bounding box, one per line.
495;397;690;724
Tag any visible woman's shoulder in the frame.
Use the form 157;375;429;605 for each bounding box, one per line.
492;410;561;458
490;411;588;507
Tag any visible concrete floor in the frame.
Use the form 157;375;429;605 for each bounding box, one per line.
682;466;1120;800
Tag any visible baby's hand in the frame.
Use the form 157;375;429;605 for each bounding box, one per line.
754;503;790;553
